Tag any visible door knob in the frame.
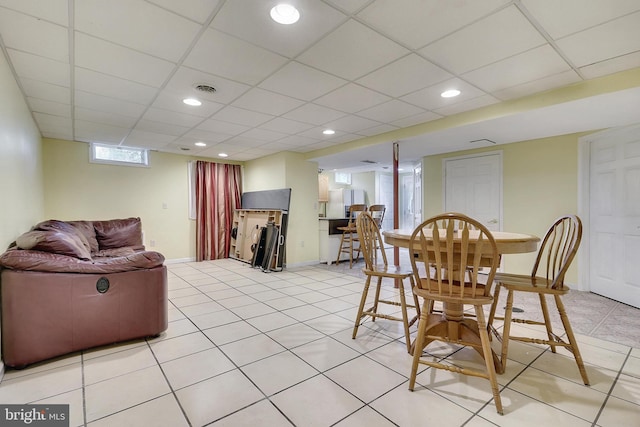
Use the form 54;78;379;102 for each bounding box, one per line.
488;219;498;224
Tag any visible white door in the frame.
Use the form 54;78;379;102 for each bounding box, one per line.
444;152;502;231
589;126;640;308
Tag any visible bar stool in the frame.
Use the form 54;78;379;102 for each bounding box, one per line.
335;204;367;268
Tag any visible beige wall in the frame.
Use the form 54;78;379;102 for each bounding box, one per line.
0;53;44;251
42;138;198;260
423;133;583;282
244;151;319;265
0;51;44;374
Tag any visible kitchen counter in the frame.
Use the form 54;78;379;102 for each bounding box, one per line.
318;218;353;264
319;218;350;235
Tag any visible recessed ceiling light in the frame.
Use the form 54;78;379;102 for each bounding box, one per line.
441;89;461;98
195;142;207;147
322;129;335;135
218;153;228;158
270;4;300;24
183;98;202;106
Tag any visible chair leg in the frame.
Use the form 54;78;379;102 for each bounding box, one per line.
538;293;556;353
352;275;373;339
555;295;590;385
487;283;502;340
499;289;515;370
397;278;412;353
475;305;504;415
409;299;430;391
371;276;383;321
348;232;354;268
410;276;421;320
335;233;346;265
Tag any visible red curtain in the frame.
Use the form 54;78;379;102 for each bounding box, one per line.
195;161;242;261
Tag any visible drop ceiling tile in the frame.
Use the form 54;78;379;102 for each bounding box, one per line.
493;70;581;101
197;118;250;136
162;142;209;156
152;90;223;118
400;78;486;111
142;107;205;128
357;0;510;49
322;133;361;144
74;90;147;118
433;94;500;116
42;130;73;140
183;129;231;143
461;45;571;93
259;117;314;134
356;54;452;97
146;0;221;24
184;28;288;85
74;68;158;105
224;135;265;148
282;103;347;125
325;115;380;133
556;12;640;68
231;88;305;116
75;0;201;62
0;0;68;26
212;105;274;127
75;120;130;144
275;135;321;148
297;19;409;80
522;0;640;40
165;67;251;104
8;49;69;86
123;130;176;148
357;99;426;123
0;8;68;62
134;119;190;137
21;78;70;104
391;111;442;128
323;0;370;14
357;123;399;137
199;143;243;157
74;107;139;128
75;33;175;88
33;112;71;133
419;6;546;74
26;97;70;117
211;0;346;58
241;128;288;142
580;51;640;79
259;62;347;102
314;83;390;114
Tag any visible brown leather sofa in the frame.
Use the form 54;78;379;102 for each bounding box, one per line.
0;217;168;368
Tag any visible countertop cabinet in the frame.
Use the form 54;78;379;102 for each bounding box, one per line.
319;218;351;264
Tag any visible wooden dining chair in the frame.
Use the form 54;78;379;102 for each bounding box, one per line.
335;204;367;268
409;213;504;414
352;212;420;352
487;215;589;385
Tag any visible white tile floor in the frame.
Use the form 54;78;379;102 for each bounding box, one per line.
1;257;639;426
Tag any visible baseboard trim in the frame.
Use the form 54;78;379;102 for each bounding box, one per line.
165;257;196;264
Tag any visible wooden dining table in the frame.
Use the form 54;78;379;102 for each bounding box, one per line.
382;228;540;373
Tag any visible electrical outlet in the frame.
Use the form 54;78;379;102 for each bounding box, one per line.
300;240;304;247
150;240;156;247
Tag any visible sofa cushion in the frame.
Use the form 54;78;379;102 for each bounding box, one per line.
93;217;143;250
15;230;92;261
34;220;93;254
67;220;99;253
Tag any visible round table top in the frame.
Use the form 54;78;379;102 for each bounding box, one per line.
382;229;540;254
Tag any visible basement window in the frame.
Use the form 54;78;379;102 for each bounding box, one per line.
335;172;351;184
90;143;149;167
